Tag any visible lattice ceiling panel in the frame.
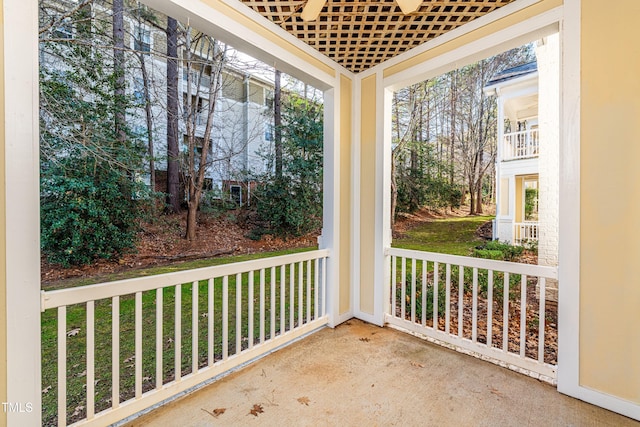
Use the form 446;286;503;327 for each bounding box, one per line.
239;0;515;73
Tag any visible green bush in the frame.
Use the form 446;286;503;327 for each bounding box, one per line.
41;162;145;267
474;240;524;262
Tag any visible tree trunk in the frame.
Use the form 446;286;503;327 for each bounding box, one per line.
390;155;398;226
113;0;126;145
166;17;180;213
476;148;484;214
449;70;456;187
139;54;155;192
274;69;283;180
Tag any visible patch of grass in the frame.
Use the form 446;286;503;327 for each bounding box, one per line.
393;215;493;256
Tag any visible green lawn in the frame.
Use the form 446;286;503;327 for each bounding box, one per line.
392;215;493;255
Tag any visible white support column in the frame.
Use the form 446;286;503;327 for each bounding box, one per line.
372;73;392;326
321;83;341;327
2;0;42;424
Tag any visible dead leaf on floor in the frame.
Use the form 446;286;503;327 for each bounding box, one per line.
297;396;310;406
67;328;80;337
249;404;264;417
489;387;504;398
410;361;425;368
359;337;370;342
201;407;226;418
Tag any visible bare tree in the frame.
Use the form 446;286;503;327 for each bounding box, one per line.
181;29;228;240
274;69;283;179
166;16;181;212
113;0;126;145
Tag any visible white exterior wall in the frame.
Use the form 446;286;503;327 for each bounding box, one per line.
536;34;560;268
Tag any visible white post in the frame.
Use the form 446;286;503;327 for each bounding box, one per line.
2;0;42;424
372;75;392;326
321;83;341;327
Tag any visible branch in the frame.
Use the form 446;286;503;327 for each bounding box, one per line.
39;0;94;36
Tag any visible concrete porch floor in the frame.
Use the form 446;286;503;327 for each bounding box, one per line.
126;320;638;426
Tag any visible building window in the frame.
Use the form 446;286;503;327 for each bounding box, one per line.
134;26;151;53
265;124;274;142
230;185;242;206
133;77;145;104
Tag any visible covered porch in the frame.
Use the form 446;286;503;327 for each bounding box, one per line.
2;0;640;426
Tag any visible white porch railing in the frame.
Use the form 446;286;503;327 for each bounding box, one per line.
41;250;329;427
503;129;539;161
513;222;539;245
385;248;557;381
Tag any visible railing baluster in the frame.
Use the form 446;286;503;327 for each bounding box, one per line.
391;256;397;318
222;277;229;360
248;271;254;349
298;261;303;327
445;264;451;335
289;263;295;331
458;266;464;338
86;301;95;418
421;260;427;327
538;277;546;363
306;260;312;323
236;273;242;354
192;282;198;373
113;296;121;406
472;268;478;343
155;289;162;388
321;257;327;316
313;259;319;321
270;267;276;338
520;275;527;358
410;258;416;324
401;257;406;320
58;306;67;427
280;265;285;335
207;279;214;367
175;284;182;381
135;292;142;398
260;268;265;344
503;273;509;352
487;271;494;348
434;262;439;330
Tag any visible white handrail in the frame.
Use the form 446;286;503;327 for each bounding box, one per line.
41;249;329;310
385;247;556;279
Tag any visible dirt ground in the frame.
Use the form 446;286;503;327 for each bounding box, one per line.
41;211;318;286
41;205;507;286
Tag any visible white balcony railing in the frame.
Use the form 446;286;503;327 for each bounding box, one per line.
41;250;329;426
513;222;539;245
502;129;539;161
385;248;557;381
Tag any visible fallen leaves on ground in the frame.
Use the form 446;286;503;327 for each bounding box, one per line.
297;396;310;406
410;361;425;368
249;403;264;417
359;337;370;342
42;212;319;285
201;407;226;418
